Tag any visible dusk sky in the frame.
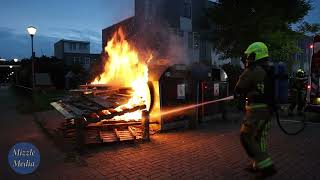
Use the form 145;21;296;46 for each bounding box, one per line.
0;0;319;59
0;0;134;59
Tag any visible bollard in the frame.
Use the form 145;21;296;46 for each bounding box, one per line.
142;110;150;141
75;118;85;153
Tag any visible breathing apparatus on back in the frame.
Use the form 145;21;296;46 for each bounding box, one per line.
237;42;305;135
238;42;276;106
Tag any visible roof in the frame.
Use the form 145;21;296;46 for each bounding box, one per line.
55;39;90;44
102;16;135;32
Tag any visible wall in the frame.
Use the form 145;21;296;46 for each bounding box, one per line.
101;0;213;66
54;41;64;59
101;17;135;53
63;41;90;54
64;53;100;70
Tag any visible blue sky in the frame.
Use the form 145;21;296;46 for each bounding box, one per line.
0;0;319;59
0;0;134;59
307;0;320;24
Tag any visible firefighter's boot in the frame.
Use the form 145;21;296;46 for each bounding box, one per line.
255;165;277;178
244;161;258;173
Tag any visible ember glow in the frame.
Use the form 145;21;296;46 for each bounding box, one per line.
92;28;151;121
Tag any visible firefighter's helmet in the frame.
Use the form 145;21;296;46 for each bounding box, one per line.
244;42;269;63
296;69;305;78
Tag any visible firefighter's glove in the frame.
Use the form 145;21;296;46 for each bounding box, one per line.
233;94;246;112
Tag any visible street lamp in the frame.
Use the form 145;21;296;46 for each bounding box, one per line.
27;26;37;89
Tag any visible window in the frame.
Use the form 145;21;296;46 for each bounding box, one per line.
69;43;77;51
80;44;88;50
72;43;77;51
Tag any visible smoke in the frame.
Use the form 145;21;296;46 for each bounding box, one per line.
143;25;190;66
150;23;191;66
129;8;192;67
165;28;191;65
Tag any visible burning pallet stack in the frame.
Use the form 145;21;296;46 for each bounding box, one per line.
51;84;151;149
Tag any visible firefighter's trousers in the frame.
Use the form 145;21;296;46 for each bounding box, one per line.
240;104;273;169
289;90;305;113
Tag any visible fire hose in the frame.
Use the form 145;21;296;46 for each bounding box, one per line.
274;107;306;135
234;95;306;136
154;95;306;135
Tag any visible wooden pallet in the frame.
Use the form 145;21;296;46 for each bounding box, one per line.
99;130;119;143
85;129;101;144
50;102;75;119
128;126;143;139
114;128;135;141
51;100;146;123
51;85;150;147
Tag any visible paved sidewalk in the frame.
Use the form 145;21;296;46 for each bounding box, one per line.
0;88;65;180
17;120;320;180
2;87;320;179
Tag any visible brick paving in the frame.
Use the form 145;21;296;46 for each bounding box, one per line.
12;120;320;180
2;88;320;179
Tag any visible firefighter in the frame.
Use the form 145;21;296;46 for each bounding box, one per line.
234;42;277;177
288;69;307;116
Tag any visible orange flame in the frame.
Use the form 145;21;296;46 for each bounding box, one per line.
92;28;151;121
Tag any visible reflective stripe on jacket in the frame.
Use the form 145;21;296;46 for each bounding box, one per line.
245;103;268;110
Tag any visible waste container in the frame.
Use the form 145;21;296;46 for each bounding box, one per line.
190;65;229;122
149;64;195;131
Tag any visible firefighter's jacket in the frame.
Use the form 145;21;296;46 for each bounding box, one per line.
291;77;307;93
235;62;268;107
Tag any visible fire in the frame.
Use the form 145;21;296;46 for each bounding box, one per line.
92;28;151;121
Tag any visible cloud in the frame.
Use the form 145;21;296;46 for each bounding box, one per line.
0;27;58;59
47;27;101;41
46;27;102;53
0;27;102;59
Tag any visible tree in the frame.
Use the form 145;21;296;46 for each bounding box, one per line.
267;31;301;70
206;0;312;61
297;21;320;36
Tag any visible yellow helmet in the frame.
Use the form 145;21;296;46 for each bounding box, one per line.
296;69;305;78
244;42;269;61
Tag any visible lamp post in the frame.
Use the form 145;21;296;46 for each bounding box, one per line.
307;43;314;103
27;26;37;89
309;43;314;75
